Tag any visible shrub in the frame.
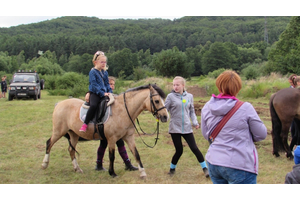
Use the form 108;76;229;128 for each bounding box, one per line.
45;72;88;97
207;68;226;78
242;65;260;80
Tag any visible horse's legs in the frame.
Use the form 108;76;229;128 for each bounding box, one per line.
281;122;293;159
271;120;281;157
108;141;117;177
123;136;146;178
67;130;82;173
271;130;280;157
41;133;64;169
41;138;52;169
270;99;281;157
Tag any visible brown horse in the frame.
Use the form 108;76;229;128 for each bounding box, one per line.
41;84;169;178
270;87;300;159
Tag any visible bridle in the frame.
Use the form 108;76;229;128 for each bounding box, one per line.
150;93;166;118
123;87;166;148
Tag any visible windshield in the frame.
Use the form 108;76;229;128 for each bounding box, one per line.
13;74;36;83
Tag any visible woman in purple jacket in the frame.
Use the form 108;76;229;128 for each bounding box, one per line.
201;70;267;184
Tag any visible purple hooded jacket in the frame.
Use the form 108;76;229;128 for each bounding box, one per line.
201;95;267;174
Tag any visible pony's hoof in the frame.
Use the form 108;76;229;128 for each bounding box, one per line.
110;174;118;178
41;163;48;169
273;152;280;157
140;170;147;179
74;168;83;173
109;170;117;178
140;175;147;179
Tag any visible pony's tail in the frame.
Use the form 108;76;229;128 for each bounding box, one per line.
63;133;80;157
63;133;89;141
269;94;285;152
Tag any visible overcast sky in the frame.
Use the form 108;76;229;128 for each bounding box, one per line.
0;1;296;28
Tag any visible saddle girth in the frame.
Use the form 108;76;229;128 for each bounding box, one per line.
93;96;109;140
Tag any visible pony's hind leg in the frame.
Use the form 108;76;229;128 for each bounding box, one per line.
271;130;280;157
281;123;293;159
41;133;64;169
270;98;282;157
41;138;52;169
67;130;83;173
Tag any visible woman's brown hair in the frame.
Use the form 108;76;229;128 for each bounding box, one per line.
289;74;297;87
215;70;242;97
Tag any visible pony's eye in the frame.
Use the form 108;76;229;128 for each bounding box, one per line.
155;100;159;104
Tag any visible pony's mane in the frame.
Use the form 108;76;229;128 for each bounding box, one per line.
124;84;166;99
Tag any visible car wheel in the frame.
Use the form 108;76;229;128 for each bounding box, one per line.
8;95;13;101
38;91;41;99
34;93;38;100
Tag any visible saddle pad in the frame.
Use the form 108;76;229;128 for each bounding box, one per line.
79;105;111;124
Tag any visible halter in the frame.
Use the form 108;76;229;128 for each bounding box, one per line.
123;86;166;148
150;93;166;118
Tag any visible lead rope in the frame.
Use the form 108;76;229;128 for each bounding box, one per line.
123;91;159;148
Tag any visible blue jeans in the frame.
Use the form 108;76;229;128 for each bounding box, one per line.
207;162;257;184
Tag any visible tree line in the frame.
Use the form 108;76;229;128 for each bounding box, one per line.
0;40;269;78
0;16;298;82
0;16;290;59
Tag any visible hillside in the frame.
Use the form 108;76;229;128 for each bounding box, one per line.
0;16;292;60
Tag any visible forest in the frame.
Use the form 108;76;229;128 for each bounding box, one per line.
0;16;299;96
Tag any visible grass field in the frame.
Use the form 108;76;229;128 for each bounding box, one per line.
0;89;296;186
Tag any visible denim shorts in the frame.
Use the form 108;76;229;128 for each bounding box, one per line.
207;162;257;184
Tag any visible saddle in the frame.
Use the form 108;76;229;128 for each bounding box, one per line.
79;94;115;140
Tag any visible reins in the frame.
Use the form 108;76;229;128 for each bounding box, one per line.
123;87;165;148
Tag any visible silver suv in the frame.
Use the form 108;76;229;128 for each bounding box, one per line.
8;71;44;101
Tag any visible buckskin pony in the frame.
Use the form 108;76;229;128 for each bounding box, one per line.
41;84;169;178
270;87;300;159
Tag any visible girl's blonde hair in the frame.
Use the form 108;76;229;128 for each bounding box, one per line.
173;76;186;91
92;51;108;71
216;70;242;97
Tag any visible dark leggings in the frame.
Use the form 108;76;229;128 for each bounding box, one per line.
170;133;204;165
96;138;130;164
84;93;102;124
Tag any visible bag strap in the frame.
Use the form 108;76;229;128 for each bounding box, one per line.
209;100;244;143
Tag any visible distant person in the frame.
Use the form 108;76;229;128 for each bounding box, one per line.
201;70;267;184
85;76;138;171
1;76;7;98
288;74;297;88
165;76;209;178
285;145;300;184
79;51;112;132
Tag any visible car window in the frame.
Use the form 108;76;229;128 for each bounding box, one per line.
13;74;36;82
13;75;24;82
25;75;36;82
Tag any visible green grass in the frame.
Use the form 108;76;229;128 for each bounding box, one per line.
0;83;295;184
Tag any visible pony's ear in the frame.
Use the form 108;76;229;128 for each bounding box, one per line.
149;84;154;92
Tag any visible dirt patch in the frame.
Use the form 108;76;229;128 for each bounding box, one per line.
187;85;207;116
187;85;207;97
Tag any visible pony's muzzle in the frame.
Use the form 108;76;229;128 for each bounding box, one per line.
160;115;168;122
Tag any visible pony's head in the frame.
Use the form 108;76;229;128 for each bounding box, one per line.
148;84;169;122
125;84;169;122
